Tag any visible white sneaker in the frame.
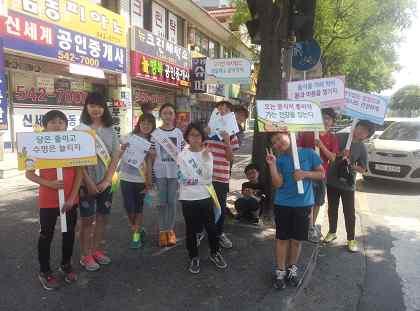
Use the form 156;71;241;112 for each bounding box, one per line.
219;233;233;249
308;226;320;243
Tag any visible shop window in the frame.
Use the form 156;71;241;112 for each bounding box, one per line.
143;0;152;31
93;0;120;14
177;16;185;46
201;36;209;56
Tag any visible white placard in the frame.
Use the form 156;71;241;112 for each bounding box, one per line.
208;109;240;138
287;76;346;109
152;2;166;39
122;135;152;168
256;100;325;132
17;131;97;169
205;58;252;84
168;12;178;44
344;88;388;125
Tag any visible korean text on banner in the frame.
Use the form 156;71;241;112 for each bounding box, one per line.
17;131;97;170
287;76;346;109
4;0;127;72
205;58;251;84
122;135;151;168
344;88;388;125
256;100;325;132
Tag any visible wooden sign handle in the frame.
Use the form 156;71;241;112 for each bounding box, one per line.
290;132;304;194
57;168;68;233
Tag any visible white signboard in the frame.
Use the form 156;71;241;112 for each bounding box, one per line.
168;12;178;44
256;100;325;132
208;109;240;138
152;2;166;39
205;58;252;84
13;107;81;133
132;0;144;28
122;135;152;168
287;76;346;109
344;88;388;125
36;77;55;94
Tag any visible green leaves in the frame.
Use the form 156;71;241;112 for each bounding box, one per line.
390;85;420;111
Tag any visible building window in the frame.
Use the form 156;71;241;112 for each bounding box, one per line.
177;16;185;46
201;36;209;56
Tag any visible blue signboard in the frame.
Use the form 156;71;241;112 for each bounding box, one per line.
292;39;321;71
3;10;126;73
0;38;7;130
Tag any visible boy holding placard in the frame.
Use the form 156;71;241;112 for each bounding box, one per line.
324;120;374;252
266;132;323;290
205;101;240;249
25;110;82;290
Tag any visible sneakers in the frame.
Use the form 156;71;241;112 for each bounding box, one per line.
323;232;337;244
273;270;287;290
167;230;177;246
159;231;168;247
308;226;320;243
80;255;100;272
209;252;228;269
93;250;112;265
197;231;206;247
347;240;359;252
130;232;142;249
39;272;60;290
219;233;233;249
189;257;200;274
287;264;301;287
59;264;77;284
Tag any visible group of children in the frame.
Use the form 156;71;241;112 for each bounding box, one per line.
26;93;374;291
27;96;241;290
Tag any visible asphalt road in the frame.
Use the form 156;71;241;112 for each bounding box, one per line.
294;177;420;311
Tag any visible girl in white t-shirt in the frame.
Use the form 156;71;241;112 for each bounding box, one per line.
119;113;156;249
178;123;227;274
151;103;185;247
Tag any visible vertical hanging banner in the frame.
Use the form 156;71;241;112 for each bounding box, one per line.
344;88;388;125
152;1;166;39
0;38;7;130
191;58;206;93
168;12;178;44
132;0;144;28
287;76;346;109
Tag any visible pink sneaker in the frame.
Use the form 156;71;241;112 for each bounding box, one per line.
93;250;112;265
80;255;100;272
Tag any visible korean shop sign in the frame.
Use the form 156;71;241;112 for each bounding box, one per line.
17;130;97;170
132;26;191;69
256;100;325;132
4;0;127;72
131;51;190;88
0;39;8;130
287;76;346;109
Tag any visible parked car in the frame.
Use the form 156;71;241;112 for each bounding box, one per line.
364;120;420;183
370;117;415;140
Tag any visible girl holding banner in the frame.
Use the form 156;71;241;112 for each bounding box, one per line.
118;113;156;249
151;103;185;247
78;93;121;272
25;110;82;290
178;123;227;274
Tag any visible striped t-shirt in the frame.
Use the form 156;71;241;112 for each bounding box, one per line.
205;136;240;184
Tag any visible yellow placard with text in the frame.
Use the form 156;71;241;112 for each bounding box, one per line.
6;0;126;47
17;130;97;170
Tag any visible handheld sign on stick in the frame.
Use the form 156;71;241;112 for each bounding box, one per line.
290;132;304;194
314;131;320;155
17;131;97;232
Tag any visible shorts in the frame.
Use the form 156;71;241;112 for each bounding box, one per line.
274;206;311;241
120;180;146;214
79;186;113;218
313;180;326;207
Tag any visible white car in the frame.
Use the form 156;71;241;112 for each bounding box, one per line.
365;120;420;183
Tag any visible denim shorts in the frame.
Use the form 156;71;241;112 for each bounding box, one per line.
79;186;113;218
120;180;146;214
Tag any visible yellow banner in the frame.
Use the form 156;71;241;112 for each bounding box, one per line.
6;0;126;47
18;155;97;170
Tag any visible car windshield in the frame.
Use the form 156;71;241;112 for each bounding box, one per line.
376;121;394;132
380;122;420;142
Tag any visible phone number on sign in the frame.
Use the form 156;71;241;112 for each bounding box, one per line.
58;51;100;67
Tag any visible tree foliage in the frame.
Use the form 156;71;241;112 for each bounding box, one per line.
390;85;420;111
232;0;416;93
